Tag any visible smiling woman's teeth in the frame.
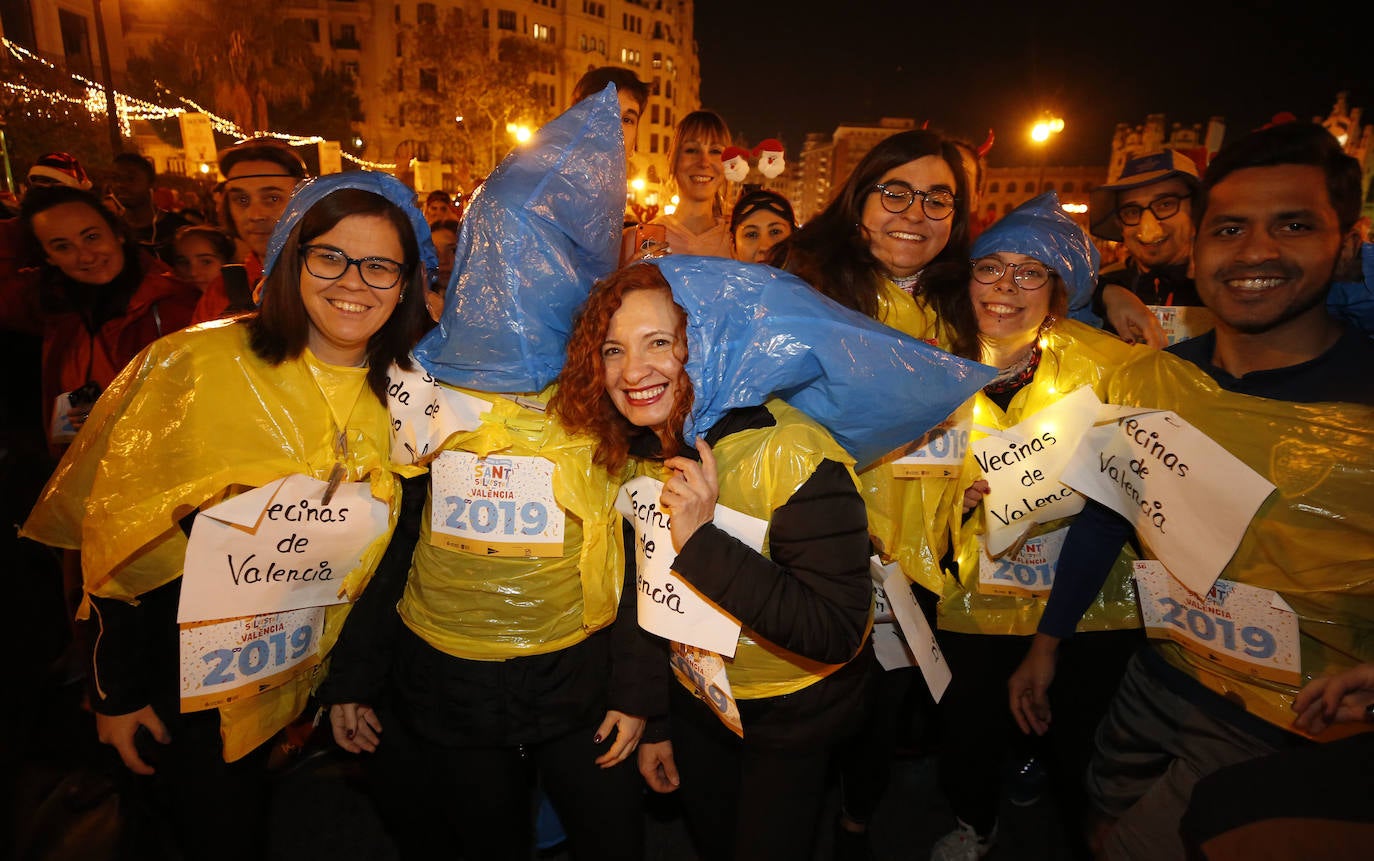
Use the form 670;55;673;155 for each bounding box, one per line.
985;303;1019;315
627;384;666;402
330;299;369;313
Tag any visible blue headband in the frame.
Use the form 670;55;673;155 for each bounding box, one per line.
262;170;438;284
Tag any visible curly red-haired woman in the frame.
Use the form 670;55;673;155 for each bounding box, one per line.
552;263;873;861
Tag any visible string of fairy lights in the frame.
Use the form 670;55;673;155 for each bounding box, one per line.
2;36;398;171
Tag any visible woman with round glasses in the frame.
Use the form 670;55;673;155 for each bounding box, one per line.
929;194;1145;861
773;129;969;343
22;171;431;860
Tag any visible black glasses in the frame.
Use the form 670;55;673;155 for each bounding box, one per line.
1115;194;1188;227
872;181;956;220
300;245;404;290
970;257;1053;290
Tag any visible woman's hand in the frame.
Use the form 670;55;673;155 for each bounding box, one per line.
962;479;991;514
662;439;719;551
593;710;645;768
638;740;681;793
1101;284;1166;349
96;705;170;775
1008;633;1060;736
329;703;383;754
1293;664;1374;735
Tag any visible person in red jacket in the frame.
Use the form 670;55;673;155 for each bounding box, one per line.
17;185;199;452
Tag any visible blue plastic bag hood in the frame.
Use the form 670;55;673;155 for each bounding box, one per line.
414;86;626;392
653;256;997;469
972;192;1099;321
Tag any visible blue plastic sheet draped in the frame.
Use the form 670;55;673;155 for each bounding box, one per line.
974;192;1100;326
262;171;439;283
652;256;997;469
414;85;625;392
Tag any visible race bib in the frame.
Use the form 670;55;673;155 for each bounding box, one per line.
1133;560;1301;686
178;475;389;623
430;451;565;557
179;607;324;712
977;527;1069;598
1148;305;1215;346
891;412;970;479
670;642;743;737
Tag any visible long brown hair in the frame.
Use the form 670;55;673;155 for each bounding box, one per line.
247;188;425;403
552;264;694;471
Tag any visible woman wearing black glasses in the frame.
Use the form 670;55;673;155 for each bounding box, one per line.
930;193;1145;861
772;129;971;345
23;172;431;860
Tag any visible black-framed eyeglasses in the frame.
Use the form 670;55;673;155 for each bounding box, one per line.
872;181;957;220
970;257;1053;291
1114;194;1188;227
300;245;404;290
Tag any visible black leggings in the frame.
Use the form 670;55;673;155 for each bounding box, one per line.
936;628;1142;853
366;703;644;861
669;681;835;861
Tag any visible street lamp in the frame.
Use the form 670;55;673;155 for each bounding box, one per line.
1030;113;1064;196
506;122;532;144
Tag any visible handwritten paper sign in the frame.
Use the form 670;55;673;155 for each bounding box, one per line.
1133;561;1300;687
179;607;324;712
1061;410;1275;594
972;385;1101;556
890;407;971;479
430;452;565;557
385;364;487;465
616;475;767;656
178;474;389;623
872;558;950;701
870;568;917;670
1148;305;1215;346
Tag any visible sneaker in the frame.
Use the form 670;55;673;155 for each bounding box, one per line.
930;818;996;861
1007;755;1048;807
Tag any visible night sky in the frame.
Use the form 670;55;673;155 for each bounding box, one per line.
694;0;1371;167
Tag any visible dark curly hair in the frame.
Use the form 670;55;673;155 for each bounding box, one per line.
552;264;694;471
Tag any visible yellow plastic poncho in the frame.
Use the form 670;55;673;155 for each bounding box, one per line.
640;400;865;700
939;319;1145;636
875;278;953;347
1107;347;1374;738
399;386;629;660
23;320;408;761
862;278;960;593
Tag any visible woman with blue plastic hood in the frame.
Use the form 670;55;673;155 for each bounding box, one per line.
21;170;433;859
929;193;1147;861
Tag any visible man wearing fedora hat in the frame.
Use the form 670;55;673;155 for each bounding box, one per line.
1089;150;1205;347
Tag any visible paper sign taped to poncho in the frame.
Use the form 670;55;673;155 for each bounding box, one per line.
179;607;324;712
972;385;1100;556
385;364;487;465
1148;305;1216;346
1133;561;1300;687
873;557;950;700
890;407;971;479
430;451;565;557
870;565;917;670
178;474;389;623
1061;410;1275;594
616;475;766;656
671;643;743;736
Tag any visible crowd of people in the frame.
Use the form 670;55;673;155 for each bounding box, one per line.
3;65;1373;861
